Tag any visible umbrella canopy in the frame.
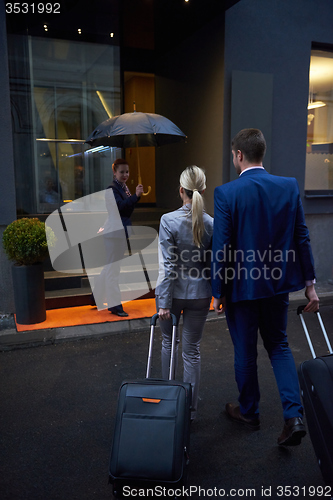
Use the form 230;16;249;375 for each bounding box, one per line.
85;111;187;149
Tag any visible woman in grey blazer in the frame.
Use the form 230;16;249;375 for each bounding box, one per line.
155;166;213;420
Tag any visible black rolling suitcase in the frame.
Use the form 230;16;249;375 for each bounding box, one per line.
109;313;192;498
297;306;333;486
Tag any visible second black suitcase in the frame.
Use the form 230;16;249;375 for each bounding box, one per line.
297;306;333;487
109;313;192;498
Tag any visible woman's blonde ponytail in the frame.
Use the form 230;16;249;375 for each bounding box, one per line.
179;166;206;247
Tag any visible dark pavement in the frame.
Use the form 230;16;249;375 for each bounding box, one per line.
1;304;333;500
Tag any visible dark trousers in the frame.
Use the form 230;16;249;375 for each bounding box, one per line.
225;293;303;421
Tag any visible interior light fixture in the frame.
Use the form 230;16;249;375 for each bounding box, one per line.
65;152;84;159
308;87;326;110
307;101;326;110
85;146;111;155
96;90;113;119
78;28;82;34
110;32;114;37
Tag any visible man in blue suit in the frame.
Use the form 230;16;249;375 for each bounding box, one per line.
212;128;319;446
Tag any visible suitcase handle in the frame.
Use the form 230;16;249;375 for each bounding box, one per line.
150;312;177;327
297;305;332;359
147;313;178;380
297;305;320;315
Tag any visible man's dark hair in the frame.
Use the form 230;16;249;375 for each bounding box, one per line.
231;128;266;164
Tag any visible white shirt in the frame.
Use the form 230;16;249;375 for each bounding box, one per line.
239;166;265;176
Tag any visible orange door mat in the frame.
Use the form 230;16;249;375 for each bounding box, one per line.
15;299;215;332
15;299;158;332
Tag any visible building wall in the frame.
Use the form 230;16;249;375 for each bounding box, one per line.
223;0;333;280
0;1;17;314
306;214;333;281
223;0;333;210
2;0;333;319
155;14;225;217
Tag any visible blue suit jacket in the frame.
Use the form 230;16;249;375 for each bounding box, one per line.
211;168;316;302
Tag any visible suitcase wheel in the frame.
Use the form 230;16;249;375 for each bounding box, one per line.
112;488;121;499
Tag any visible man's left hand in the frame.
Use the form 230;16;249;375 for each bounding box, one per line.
304;285;319;312
213;297;226;315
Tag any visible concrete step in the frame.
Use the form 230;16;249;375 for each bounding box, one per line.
45;256;159;291
45;285;155;309
44;271;85;292
43;206;167;308
131;206;168;230
131;206;167;222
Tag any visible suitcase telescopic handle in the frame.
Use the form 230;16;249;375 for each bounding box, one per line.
150;312;177;327
146;313;178;380
297;305;333;359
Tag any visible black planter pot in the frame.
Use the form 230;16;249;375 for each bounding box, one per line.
12;263;46;324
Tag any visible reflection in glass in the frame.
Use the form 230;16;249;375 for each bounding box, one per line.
8;34;121;214
305;50;333;193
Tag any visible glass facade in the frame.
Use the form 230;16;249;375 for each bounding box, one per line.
7;34;121;215
305;49;333;196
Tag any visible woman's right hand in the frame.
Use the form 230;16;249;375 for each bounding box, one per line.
159;308;171;320
136;184;144;197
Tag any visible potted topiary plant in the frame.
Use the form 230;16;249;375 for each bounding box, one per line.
2;218;56;324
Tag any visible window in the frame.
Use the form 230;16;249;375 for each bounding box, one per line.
8;35;121;214
305;48;333;197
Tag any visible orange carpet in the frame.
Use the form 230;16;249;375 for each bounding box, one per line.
15;299;215;332
15;299;158;332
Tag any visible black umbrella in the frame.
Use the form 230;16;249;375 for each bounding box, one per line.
85;107;187;195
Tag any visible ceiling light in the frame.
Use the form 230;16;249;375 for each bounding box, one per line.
307;101;326;109
85;146;111;155
308;87;326;110
110;32;114;37
96;91;113;118
78;28;82;34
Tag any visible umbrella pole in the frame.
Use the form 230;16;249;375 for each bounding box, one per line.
135;135;151;196
133;128;153;295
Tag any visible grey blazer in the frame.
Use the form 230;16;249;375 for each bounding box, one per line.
155;203;214;309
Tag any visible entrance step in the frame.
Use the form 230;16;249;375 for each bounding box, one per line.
131;206;167;231
45;287;155;310
44;258;159;310
44;206;168;309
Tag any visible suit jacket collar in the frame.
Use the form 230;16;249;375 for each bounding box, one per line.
239;167;268;178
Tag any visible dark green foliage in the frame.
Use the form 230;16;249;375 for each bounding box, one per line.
2;218;56;266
